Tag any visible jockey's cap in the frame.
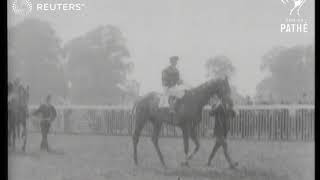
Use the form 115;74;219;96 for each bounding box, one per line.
169;56;179;62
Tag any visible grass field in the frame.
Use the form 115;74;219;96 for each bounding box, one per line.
8;133;314;180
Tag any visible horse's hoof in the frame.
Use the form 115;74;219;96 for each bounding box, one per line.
229;162;239;170
187;155;193;160
134;161;139;166
180;161;189;167
233;162;239;167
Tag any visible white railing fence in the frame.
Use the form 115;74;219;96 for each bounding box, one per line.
28;105;314;141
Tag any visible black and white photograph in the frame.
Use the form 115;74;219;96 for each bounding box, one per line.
7;0;315;179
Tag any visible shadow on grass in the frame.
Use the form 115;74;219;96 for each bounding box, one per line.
9;148;65;159
138;165;290;180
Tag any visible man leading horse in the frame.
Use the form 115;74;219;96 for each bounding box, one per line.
207;94;238;169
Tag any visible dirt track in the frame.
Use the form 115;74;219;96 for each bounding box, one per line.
8;133;314;180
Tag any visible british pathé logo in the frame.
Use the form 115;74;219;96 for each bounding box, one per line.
281;0;306;16
280;0;309;33
12;0;32;16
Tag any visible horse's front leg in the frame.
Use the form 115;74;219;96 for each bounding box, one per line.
187;126;200;160
181;127;190;167
151;121;166;167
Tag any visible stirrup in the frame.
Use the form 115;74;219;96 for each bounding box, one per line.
169;107;176;113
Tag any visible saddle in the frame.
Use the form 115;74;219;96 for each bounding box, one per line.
159;91;189;114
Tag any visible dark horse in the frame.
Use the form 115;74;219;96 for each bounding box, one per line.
8;82;29;152
132;77;231;167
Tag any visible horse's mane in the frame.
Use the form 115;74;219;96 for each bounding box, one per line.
8;82;29;106
189;78;224;94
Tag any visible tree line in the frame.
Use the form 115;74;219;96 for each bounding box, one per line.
8;18;314;105
205;45;314;105
8;18;138;105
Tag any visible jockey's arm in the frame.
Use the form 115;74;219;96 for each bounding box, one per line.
176;70;183;85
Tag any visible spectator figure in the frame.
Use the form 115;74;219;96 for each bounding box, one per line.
32;94;57;152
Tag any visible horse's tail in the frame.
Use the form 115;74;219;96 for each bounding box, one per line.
131;101;138;117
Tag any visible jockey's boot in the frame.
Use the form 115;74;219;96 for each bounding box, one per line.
168;97;177;114
169;105;175;114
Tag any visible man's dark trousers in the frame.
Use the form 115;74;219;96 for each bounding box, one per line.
40;119;51;151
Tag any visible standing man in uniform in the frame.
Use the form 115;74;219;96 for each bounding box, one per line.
32;94;57;152
161;56;184;113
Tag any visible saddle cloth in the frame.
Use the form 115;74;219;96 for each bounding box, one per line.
158;84;191;108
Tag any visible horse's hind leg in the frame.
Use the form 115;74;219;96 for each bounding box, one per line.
8;121;12;147
151;121;166;167
187;127;200;160
22;121;27;152
12;125;16;150
15;117;21;140
132;113;147;166
8;127;12;148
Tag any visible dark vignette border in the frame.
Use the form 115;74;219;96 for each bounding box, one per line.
1;1;318;180
315;0;319;179
1;0;8;179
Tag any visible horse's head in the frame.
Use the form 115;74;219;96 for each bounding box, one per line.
204;76;231;103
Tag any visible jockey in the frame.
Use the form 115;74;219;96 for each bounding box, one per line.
162;56;186;113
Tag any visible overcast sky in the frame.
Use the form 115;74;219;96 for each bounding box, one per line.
8;0;315;96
